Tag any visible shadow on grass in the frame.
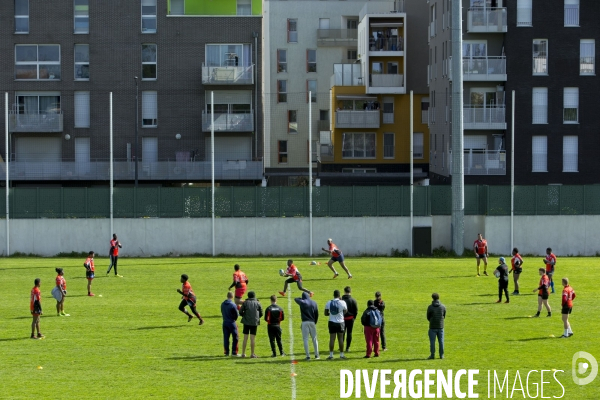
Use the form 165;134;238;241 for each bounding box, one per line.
503;316;533;320
0;337;30;342
302;278;340;282
508;337;555;342
133;325;185;331
444;276;473;279
460;302;496;305
380;358;430;362
0;266;58;271
166;355;233;361
239;359;300;365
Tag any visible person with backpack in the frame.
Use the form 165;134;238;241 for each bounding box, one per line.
426;293;446;359
360;300;382;358
324;289;347;360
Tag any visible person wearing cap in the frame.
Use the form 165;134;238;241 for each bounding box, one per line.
495;257;510;303
239;291;263;358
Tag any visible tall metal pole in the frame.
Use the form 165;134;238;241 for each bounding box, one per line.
409;91;414;256
5;93;9;256
510;90;515;251
309;91;313;257
134;77;139;187
109;92;114;236
451;0;465;255
211;91;215;257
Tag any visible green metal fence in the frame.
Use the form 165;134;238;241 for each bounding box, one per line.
3;185;600;218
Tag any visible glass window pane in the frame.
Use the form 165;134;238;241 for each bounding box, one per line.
74;44;89;62
142;45;157;62
38;45;60;62
15;18;29;33
142;65;157;79
142;18;157;32
75;64;89;79
15;65;36;79
15;0;29;15
16;45;37;62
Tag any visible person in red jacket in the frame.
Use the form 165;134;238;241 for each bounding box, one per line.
543;247;557;293
229;264;248;310
560;278;576;338
533;268;552;317
53;268;69;317
177;274;204;325
279;259;313;297
473;233;488;276
30;278;44;339
107;233;123;277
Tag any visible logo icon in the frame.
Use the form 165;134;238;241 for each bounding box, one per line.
572;351;598;386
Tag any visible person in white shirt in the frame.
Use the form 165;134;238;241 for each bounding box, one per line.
324;289;348;359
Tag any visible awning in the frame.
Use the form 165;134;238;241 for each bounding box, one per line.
336;95;378;100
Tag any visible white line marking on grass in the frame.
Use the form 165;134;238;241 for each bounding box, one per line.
287;290;296;400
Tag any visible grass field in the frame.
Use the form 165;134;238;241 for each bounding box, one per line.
1;256;599;399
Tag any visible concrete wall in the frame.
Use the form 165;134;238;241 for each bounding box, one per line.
2;215;599;257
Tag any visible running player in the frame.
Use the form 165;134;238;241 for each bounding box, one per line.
30;278;44;339
177;274;204;325
321;238;352;279
510;247;524;295
107;233;123;277
53;268;69;316
533;268;552;317
83;251;95;296
279;259;313;297
543;247;557;293
560;278;576;338
473;233;488;276
228;264;248;310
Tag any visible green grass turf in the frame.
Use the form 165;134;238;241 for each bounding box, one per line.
1;256;599;399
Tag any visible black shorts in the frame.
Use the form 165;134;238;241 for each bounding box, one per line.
539;293;549;300
561;306;573;315
475;253;487;259
243;325;257;335
328;321;345;334
514;267;523;274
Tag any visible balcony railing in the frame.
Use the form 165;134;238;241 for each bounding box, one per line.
463;105;507;130
335;110;380;129
317;29;357;47
331;63;363;86
202;112;254;132
448;56;507;81
370;73;404;88
2;160;263;181
369;37;404;52
467;8;507;33
9;111;63;132
202;64;254;85
464;150;506;175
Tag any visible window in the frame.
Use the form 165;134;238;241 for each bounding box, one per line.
142;0;157;33
517;0;532;27
563;136;578;172
347;19;358;29
277;80;287;103
533;39;548;75
421;97;429;124
532;88;547;124
142;44;157;80
142;91;157;127
277;49;287;73
414;133;424;159
347;49;357;61
563;88;578;124
383;97;394;124
278;140;288;163
383;133;394;158
16;93;60;115
307;50;316;72
74;91;90;128
342;133;376;158
74;0;89;34
564;0;579;27
307;80;316;103
288;110;297;133
74;44;89;80
287;19;297;43
170;0;184;15
580;39;595;75
205;44;251;67
15;45;61;80
15;0;29;33
532;136;547;172
237;0;251;15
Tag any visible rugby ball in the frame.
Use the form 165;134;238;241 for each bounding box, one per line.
310;261;318;265
279;269;285;276
494;270;501;278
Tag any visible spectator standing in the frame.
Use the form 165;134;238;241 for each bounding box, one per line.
426;293;446;359
374;291;387;351
265;295;286;357
239;291;262;358
360;300;382;358
324;289;348;360
294;292;320;360
221;292;240;356
495;257;510;303
341;286;358;352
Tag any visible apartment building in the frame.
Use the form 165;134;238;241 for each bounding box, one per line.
1;0;263;186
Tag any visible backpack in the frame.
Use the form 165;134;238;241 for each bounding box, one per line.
368;309;382;328
329;299;340;315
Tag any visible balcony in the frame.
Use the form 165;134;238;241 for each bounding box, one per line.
202;112;254;132
368;73;405;94
448;56;507;81
202;64;254;85
335;110;380;129
317;29;357;47
463;105;506;130
467;8;507;33
2;160;263;181
464;150;506;175
9;111;63;133
331;63;363;86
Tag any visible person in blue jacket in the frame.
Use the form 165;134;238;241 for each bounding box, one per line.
221;291;240;357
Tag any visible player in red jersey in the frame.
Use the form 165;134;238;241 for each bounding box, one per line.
321;238;352;279
543;247;557;293
228;264;248;310
473;233;488;276
560;278;576;338
83;250;96;296
279;259;313;297
106;233;123;277
53;268;69;317
533;268;552;317
510;247;524;295
177;274;204;325
30;278;44;339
